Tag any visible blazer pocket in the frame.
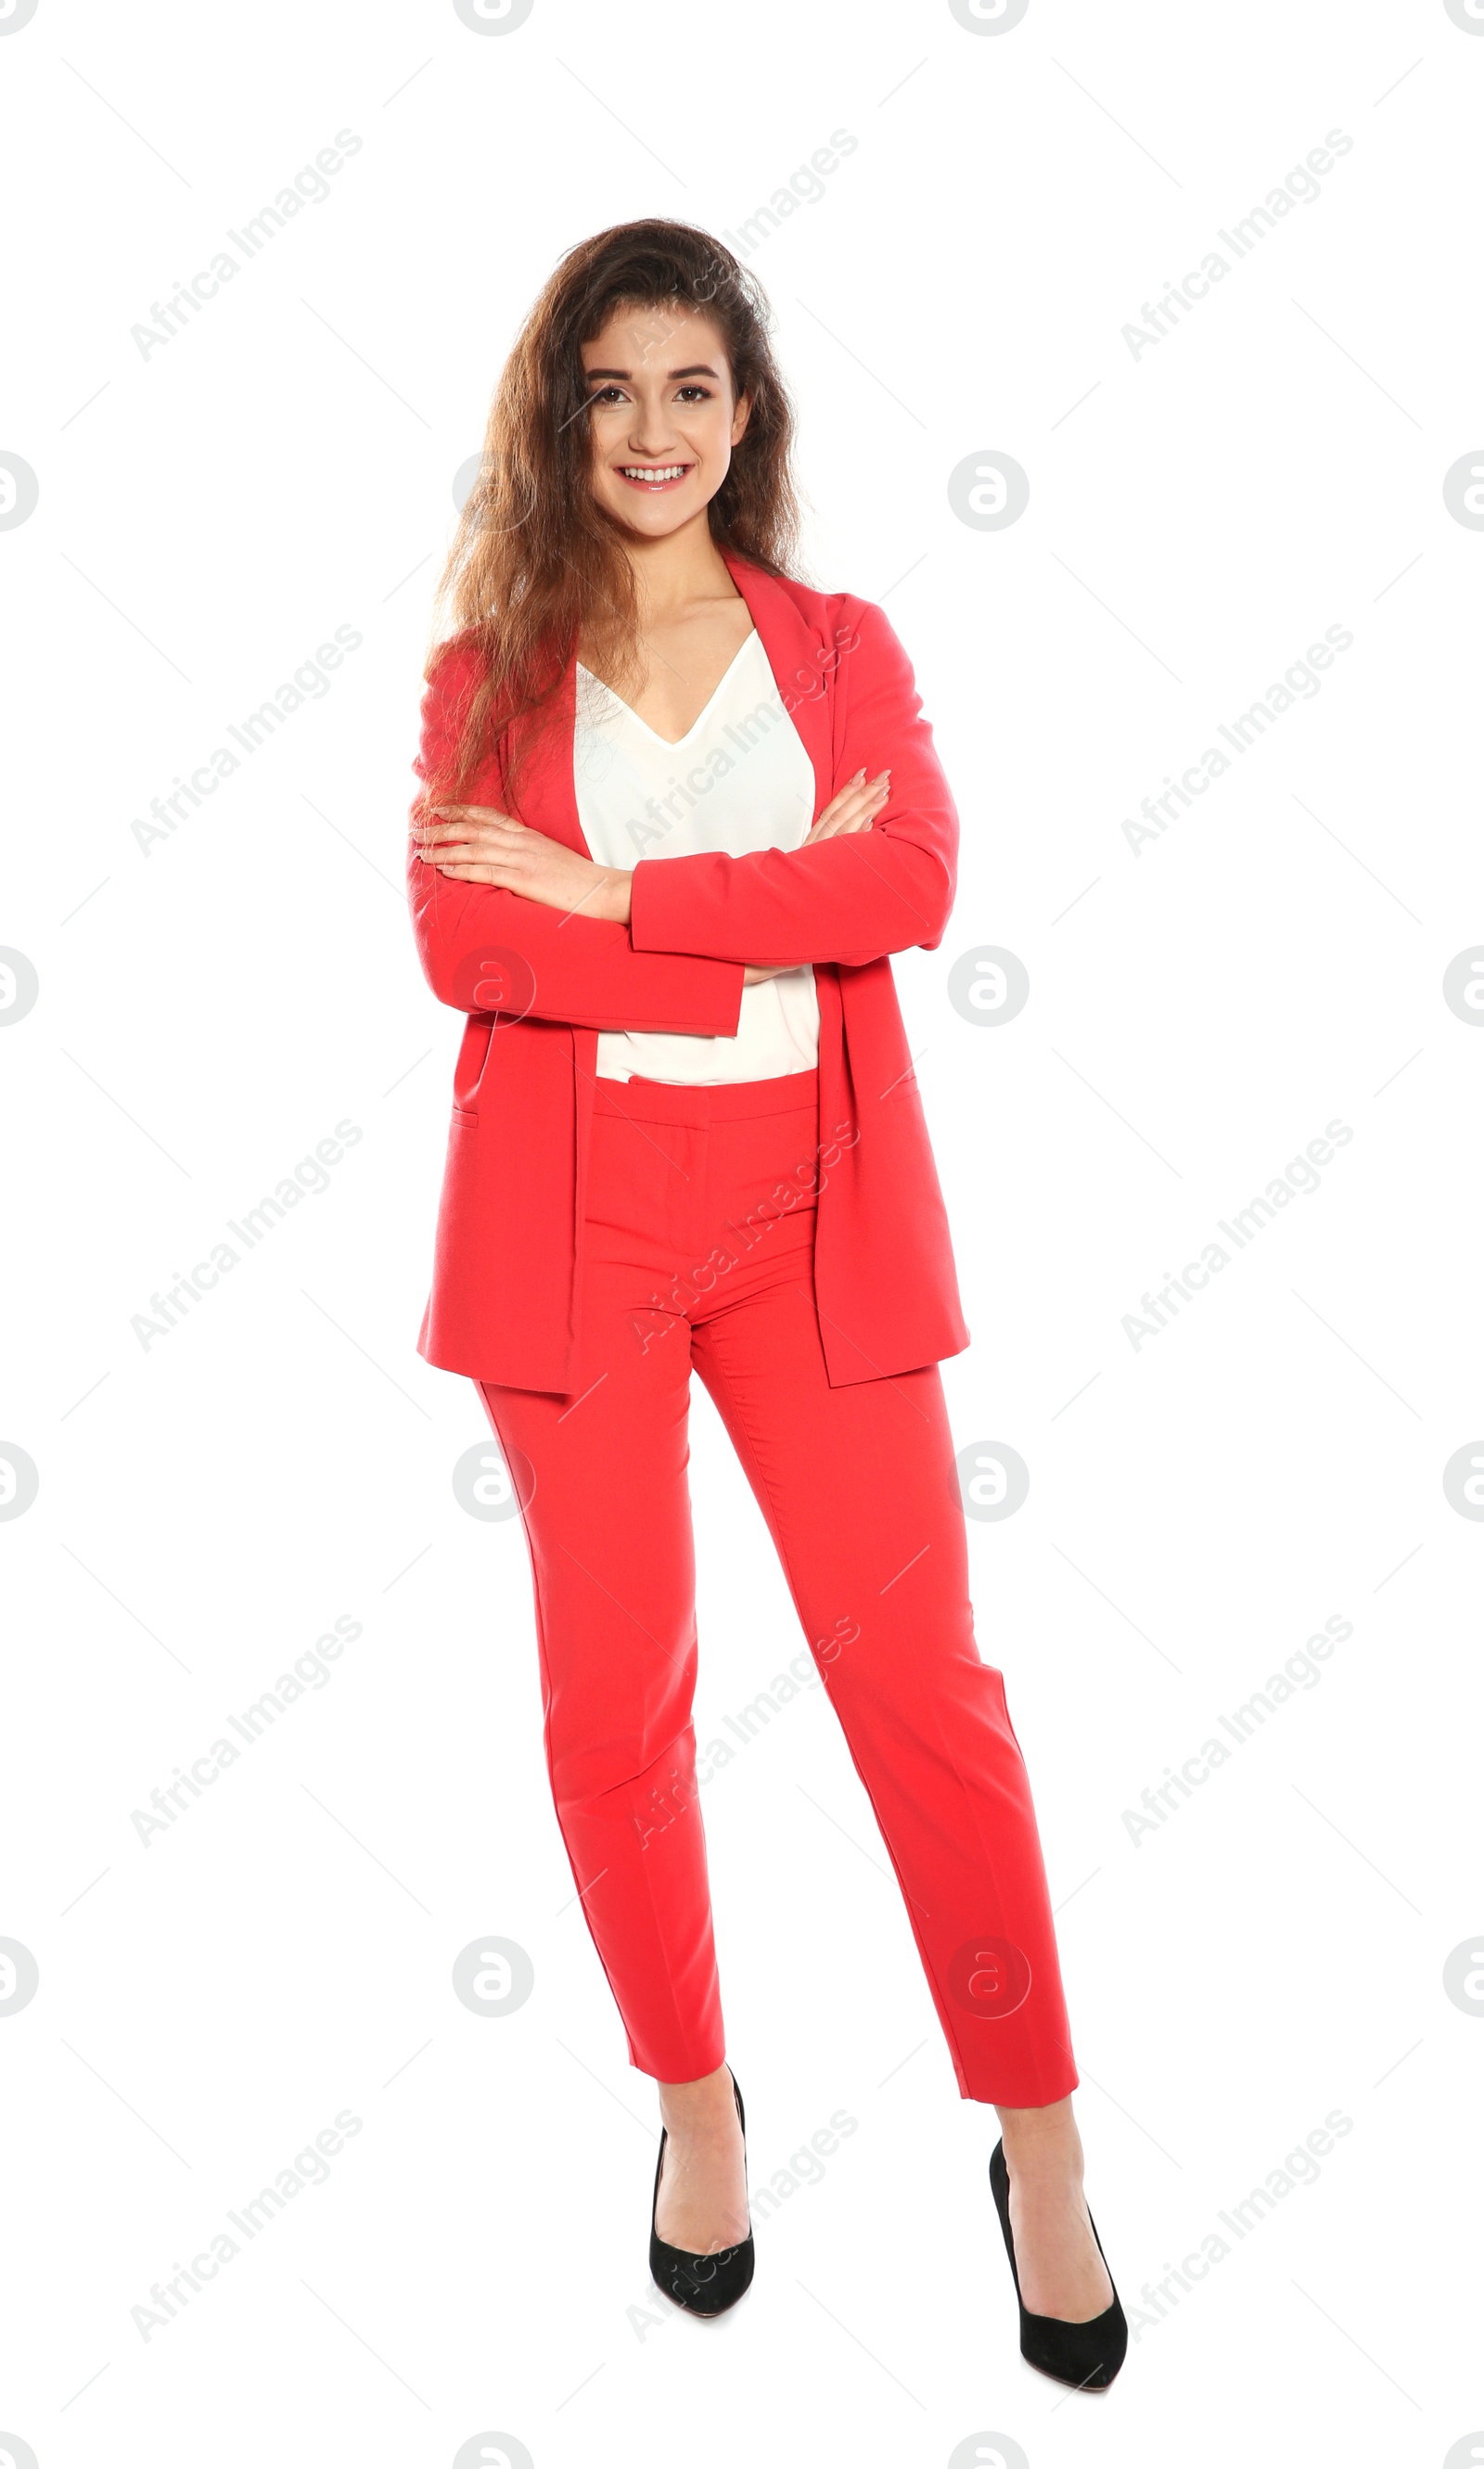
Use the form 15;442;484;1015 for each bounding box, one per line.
452;1107;479;1130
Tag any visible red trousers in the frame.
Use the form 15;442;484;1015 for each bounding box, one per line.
476;1068;1077;2106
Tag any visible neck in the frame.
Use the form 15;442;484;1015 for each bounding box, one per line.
621;511;739;620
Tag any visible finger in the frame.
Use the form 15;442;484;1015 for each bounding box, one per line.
812;782;863;824
430;803;518;827
808;783;889;840
812;812;880;843
809;791;872;837
429;817;528;851
838;776;892;826
814;772;864;815
416;834;488;863
851;781;893;827
820;771;890;827
419;826;520;862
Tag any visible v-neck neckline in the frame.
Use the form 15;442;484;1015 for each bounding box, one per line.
576;627;761;749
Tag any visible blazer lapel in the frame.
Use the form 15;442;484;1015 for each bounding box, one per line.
719;549;835;820
506;551;836;852
502;657;592;857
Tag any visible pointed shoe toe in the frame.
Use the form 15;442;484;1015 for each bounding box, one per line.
989;2139;1127;2391
648;2069;755;2320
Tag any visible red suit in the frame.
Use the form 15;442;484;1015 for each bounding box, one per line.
409;560;1079;2104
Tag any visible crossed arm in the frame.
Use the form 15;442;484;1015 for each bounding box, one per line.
416;767;890;985
406;601;958;1030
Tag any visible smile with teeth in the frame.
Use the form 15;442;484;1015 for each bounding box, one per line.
617;463;692;484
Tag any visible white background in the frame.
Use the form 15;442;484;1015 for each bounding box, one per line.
2;1;1481;2463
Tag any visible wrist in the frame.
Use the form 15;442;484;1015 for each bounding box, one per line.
605;865;633;926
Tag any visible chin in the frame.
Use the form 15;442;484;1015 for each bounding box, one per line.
606;496;696;537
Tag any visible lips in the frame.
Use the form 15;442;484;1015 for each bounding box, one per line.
615;463;694;491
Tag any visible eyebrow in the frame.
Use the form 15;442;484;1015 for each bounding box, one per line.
583;364;722;382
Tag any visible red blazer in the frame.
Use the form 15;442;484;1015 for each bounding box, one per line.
408;548;970;1393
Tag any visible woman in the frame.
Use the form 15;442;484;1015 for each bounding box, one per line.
408;219;1126;2388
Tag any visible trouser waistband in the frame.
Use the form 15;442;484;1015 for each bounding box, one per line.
591;1068;819;1126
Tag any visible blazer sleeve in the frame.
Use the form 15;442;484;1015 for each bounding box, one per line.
407;643;746;1034
626;598;957;970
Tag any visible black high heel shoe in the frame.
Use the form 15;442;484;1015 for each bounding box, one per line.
649;2066;754;2318
989;2139;1127;2390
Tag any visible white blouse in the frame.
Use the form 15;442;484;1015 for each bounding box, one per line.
572;630;821;1084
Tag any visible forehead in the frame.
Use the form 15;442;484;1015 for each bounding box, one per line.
580;298;728;371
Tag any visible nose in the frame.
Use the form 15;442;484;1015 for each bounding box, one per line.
625;395;678;458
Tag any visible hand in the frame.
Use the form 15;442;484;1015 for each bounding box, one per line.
742;769;891;982
415;803;633;924
804;766;890;842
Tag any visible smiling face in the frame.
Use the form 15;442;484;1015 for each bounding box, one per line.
580;299;750;541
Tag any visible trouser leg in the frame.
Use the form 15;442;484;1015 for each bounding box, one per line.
691;1267;1078;2107
475;1286;726;2083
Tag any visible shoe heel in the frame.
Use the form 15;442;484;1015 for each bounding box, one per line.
989;2138;1127;2391
649;2066;755;2319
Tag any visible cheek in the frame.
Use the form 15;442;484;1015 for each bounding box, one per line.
585;415;627;470
692;406;739;459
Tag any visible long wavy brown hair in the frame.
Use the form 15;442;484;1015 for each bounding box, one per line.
424;218;803;807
